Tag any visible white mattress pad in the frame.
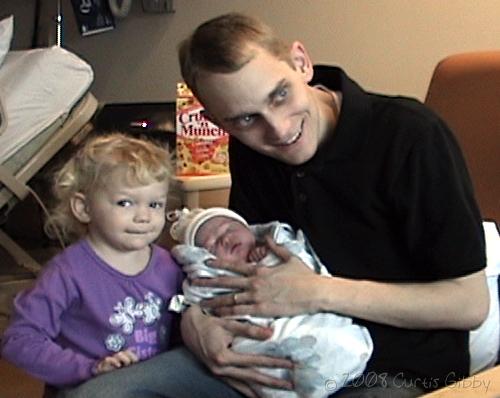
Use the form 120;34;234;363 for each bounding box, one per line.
0;46;94;161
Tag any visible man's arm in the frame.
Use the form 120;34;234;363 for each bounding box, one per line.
183;241;488;397
199;240;490;331
180;305;294;396
316;268;489;330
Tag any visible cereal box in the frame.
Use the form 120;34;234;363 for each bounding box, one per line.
176;82;229;176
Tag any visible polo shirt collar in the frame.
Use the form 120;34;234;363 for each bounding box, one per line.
305;65;372;169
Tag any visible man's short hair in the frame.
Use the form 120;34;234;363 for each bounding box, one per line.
178;13;291;98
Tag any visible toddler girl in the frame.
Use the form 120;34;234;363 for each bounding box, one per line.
1;133;183;389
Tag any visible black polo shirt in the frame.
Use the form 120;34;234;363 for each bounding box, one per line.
229;66;486;388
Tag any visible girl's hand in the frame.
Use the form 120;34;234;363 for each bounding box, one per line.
93;349;139;375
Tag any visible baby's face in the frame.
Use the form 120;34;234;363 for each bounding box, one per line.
195;216;256;264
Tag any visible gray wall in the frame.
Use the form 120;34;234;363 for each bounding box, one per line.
3;0;500;103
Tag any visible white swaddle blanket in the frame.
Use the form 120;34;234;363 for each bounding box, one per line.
169;222;373;398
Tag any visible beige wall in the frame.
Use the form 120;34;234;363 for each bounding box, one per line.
3;0;500;103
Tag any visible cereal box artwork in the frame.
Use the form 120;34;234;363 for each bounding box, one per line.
176;83;229;176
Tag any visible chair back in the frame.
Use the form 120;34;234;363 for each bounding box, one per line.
425;51;500;224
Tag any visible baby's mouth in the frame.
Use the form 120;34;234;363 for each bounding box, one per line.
230;243;241;254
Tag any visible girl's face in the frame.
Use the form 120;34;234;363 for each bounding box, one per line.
195;216;256;264
83;175;168;257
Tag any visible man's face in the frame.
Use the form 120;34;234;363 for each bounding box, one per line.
195;42;332;165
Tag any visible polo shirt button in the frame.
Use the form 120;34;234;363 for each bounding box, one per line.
296;171;305;178
298;193;307;202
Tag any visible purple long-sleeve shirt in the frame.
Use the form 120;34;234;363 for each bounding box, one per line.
1;239;183;387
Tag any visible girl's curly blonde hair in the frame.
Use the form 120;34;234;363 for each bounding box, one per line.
44;133;173;243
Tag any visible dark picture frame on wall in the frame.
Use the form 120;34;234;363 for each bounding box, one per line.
70;0;115;36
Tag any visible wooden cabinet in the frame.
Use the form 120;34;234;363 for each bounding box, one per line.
170;174;231;209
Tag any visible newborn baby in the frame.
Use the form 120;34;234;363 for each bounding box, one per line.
168;207;373;398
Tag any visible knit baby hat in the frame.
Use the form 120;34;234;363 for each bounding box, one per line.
168;207;248;245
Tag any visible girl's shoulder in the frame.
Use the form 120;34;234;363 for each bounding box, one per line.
47;239;90;266
151;244;184;273
151;244;175;261
40;239;102;284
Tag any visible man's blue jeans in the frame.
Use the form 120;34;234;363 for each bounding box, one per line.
58;347;242;398
58;346;424;398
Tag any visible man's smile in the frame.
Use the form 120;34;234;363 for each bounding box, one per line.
275;119;304;146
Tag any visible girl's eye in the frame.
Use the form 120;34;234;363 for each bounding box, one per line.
117;200;132;207
150;201;164;209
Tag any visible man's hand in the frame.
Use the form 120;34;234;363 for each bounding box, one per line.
93;349;139;375
181;305;293;397
193;237;489;330
196;236;322;318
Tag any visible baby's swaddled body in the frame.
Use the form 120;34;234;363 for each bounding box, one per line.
170;221;373;398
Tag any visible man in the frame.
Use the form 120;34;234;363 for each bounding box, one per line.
177;12;488;397
60;12;488;398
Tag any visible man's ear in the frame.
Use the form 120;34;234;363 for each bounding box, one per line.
290;41;314;83
70;192;91;224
